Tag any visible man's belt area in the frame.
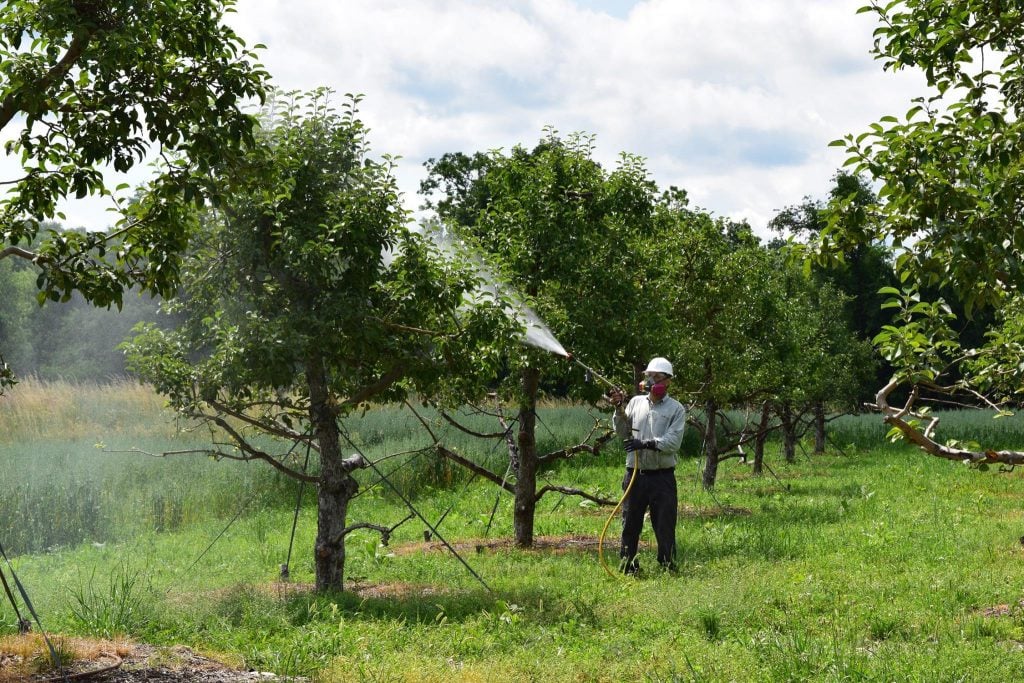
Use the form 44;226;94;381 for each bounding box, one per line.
626;467;675;475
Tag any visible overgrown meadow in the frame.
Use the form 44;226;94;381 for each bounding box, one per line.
4;380;1024;681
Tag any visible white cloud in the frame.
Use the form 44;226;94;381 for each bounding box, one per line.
8;0;930;235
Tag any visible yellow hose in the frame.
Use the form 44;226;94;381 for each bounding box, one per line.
598;462;640;578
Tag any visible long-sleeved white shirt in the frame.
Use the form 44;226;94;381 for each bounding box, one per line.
613;394;687;470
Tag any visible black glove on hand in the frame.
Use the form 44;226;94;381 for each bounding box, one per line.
624;438;658;452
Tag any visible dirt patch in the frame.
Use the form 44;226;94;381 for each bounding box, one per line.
347;580;450;600
978;599;1024;618
391;533;625;556
1;637;300;682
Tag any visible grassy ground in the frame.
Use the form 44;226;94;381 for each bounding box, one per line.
3;381;1024;681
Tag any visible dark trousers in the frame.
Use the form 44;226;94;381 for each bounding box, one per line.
620;468;677;569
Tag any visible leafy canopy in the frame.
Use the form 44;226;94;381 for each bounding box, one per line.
820;1;1024;463
0;0;268;389
126;92;517;434
422;130;660;398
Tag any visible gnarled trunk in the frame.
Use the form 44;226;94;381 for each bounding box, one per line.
513;366;541;547
308;354;357;592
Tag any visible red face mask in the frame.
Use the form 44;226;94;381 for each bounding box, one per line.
649;382;667;399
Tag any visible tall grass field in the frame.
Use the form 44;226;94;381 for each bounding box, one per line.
3;379;1024;680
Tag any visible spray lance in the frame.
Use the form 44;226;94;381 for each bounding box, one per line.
566;353;622;396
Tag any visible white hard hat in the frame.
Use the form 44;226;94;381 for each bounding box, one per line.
644;357;673;377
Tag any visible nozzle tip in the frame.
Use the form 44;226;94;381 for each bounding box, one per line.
565;352;574;360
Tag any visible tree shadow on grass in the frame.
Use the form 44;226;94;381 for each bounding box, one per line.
193;576;571;628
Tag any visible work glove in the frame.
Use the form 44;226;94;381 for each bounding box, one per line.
624;438;658;452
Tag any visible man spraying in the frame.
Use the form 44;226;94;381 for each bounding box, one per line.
608;357;687;574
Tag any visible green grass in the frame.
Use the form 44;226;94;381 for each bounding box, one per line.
5;382;1024;680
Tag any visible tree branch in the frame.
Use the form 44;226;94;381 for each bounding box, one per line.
534;485;616;506
340;364;406;409
0;246;42;262
436;444;514;493
205;398;311;445
404;400;439;442
873;375;1024;466
200;412;320;481
0;29;94;131
439;410;510;439
103;439;319;482
335;513;414;546
538;424;616;463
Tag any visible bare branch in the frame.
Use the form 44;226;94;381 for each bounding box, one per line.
335;513;414;546
205;398;311;445
538;423;616;463
534;485;616;506
0;246;42;262
404;400;439;442
102;447;215;457
920;378;1008;413
368;316;449;337
439;410;510;439
341;364;406;409
202;412;319;482
436;444;514;493
102;439;319;482
873;375;1024;466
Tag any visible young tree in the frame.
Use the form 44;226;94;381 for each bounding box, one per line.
0;0;267;391
421;132;658;547
821;1;1024;464
126;93;515;591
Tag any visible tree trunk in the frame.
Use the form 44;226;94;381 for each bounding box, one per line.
813;400;826;454
513;366;540;547
701;398;719;490
308;354;357;592
753;401;770;476
780;400;796;464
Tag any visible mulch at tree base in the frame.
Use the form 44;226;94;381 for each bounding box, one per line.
2;641;302;683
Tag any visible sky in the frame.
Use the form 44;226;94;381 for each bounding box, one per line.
56;0;930;237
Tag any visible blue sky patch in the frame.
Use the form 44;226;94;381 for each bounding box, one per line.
576;0;639;19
